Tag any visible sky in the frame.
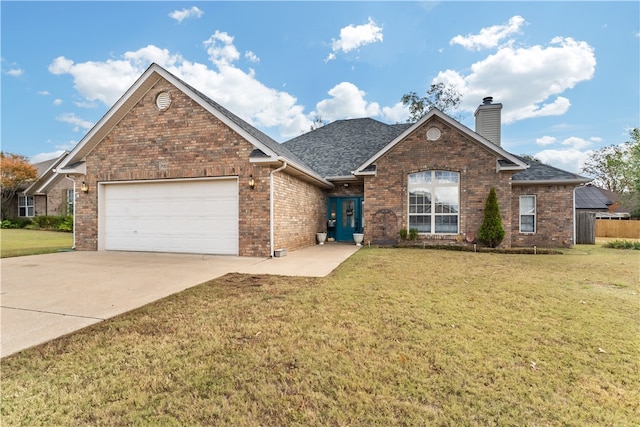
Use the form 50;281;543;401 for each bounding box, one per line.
1;1;639;175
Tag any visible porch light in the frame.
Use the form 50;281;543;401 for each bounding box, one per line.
248;175;255;190
81;181;89;194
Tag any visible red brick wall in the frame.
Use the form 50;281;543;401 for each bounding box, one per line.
41;178;74;216
273;171;326;252
363;116;515;247
74;77;271;256
511;184;576;247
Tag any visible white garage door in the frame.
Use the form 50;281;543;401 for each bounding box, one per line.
100;178;238;255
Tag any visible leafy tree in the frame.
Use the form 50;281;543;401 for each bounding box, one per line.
309;114;325;131
0;152;37;219
581;128;639;194
519;154;542;164
401;82;462;122
627;128;640;192
478;187;505;248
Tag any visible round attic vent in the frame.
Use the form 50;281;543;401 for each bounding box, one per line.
426;127;441;141
155;91;171;111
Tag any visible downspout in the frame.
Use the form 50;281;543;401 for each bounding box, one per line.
573;186;578;245
64;175;76;249
269;160;288;257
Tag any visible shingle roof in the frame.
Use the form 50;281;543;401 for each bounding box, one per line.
283;118;411;177
575;185;613;209
511;156;590;184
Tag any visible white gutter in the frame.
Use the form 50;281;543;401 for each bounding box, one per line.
270;160;288;257
573;185;578;246
64;175;77;250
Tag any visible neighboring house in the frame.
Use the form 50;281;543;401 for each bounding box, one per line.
56;63;590;257
575;184;634;219
4;153;74;220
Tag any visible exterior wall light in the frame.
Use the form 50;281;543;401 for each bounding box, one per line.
249;175;255;190
81;181;89;194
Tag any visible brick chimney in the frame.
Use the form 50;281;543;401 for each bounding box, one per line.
474;96;502;146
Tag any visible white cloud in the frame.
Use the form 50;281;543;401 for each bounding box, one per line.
204;31;241;66
38;90;50;96
437;36;596;123
168;6;203;24
245;51;260;63
53;99;63;106
316;82;380;121
381;102;409;124
325;17;383;62
535;148;593;173
30;150;68;164
451;16;526;51
56;113;93;132
536;136;557;146
561;136;592;150
6;68;23;77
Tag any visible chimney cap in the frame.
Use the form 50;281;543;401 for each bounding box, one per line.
482;96;493;105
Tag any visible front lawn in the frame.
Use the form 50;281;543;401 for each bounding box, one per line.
1;246;638;425
0;229;73;258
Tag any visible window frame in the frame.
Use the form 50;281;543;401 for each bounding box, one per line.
519;195;536;234
408;170;460;234
18;195;35;217
66;189;75;215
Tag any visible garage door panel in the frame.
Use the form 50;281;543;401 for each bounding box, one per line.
101;179;238;255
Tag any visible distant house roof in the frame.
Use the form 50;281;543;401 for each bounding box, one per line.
23;152;69;195
575;184;613;210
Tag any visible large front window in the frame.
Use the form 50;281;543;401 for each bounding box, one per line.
18;196;34;217
408;170;459;233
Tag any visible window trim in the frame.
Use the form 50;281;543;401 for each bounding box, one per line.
18;195;35;217
408;170;460;235
519;195;536;234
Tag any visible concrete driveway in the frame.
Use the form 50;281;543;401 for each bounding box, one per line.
1;244;359;358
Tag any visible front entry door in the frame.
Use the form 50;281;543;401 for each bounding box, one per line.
328;197;363;242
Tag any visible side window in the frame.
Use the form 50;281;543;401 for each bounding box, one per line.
519;195;536;233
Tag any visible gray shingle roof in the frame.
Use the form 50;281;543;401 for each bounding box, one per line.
575;185;613;209
283;118;411;177
511;156;590;183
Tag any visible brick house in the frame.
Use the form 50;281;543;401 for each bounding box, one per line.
3;153;75;220
57;63;589;256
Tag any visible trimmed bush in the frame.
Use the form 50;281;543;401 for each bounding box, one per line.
478;187;505;248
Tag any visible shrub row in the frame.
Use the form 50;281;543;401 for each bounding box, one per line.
603;239;640;250
1;215;73;232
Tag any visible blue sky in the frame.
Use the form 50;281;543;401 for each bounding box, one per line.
2;1;638;174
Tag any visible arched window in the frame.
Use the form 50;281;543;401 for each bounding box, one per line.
408;171;459;234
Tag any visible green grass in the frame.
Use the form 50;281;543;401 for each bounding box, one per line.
0;229;73;258
1;246;638;425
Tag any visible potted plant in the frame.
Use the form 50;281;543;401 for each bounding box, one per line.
316;231;327;245
353;232;364;246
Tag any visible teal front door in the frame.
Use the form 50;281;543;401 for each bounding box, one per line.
328;197;363;242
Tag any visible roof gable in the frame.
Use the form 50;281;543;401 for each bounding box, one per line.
354;108;529;174
57;63;330;187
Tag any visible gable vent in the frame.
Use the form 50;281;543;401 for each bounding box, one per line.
156;91;172;111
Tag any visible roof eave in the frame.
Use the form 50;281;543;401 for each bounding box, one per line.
512;178;592;186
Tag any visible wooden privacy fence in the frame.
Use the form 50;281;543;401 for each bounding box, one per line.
596;219;640;239
576;212;596;244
